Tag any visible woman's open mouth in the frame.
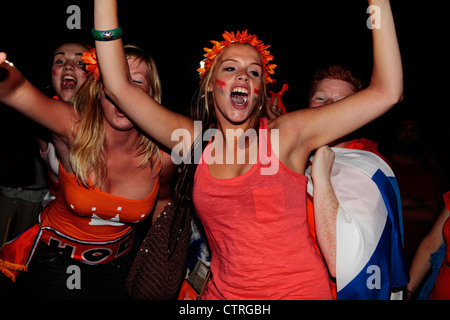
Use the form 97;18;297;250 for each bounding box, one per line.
114;108;124;117
62;75;77;90
230;87;249;108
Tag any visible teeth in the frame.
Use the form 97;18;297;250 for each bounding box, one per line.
63;76;76;81
232;87;248;95
231;87;249;106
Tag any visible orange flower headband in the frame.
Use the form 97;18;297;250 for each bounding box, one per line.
81;46;100;81
197;30;277;84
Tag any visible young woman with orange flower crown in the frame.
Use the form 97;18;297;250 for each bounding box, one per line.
94;0;402;299
0;44;176;298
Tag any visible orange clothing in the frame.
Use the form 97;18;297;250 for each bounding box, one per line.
0;159;160;280
47;171;59;198
40;162;159;242
194;118;332;300
344;138;391;167
430;191;450;300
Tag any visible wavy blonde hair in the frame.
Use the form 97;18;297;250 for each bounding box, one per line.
191;43;270;131
70;45;162;188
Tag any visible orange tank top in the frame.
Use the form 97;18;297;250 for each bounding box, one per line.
193;118;332;300
40;159;160;243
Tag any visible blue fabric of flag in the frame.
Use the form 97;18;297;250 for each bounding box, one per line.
306;148;409;300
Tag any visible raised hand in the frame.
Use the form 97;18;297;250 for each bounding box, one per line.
0;52;7;65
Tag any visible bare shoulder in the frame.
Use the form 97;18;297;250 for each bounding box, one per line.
267;110;312;174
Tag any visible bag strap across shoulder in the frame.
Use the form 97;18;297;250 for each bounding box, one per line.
173;131;204;206
168;130;207;258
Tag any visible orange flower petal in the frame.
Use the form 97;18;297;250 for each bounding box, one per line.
81;47;100;81
198;30;277;83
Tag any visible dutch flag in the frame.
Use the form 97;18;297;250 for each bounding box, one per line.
307;148;409;300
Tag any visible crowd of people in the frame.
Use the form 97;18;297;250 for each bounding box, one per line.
0;0;448;300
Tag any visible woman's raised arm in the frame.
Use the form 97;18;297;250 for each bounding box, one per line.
0;53;76;142
276;0;403;156
94;0;194;150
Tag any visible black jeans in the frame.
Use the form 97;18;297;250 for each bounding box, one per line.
12;241;135;299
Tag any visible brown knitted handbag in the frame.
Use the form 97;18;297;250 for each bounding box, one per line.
126;134;204;300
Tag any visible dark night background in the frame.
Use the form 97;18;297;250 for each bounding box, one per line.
0;0;448;187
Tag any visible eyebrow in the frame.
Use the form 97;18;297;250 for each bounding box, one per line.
220;58;262;68
54;52;83;57
130;71;147;77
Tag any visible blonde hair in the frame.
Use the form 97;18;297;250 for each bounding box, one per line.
70;45;162;188
191;43;270;131
124;44;162;104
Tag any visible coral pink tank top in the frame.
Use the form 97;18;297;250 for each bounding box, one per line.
193;118;332;299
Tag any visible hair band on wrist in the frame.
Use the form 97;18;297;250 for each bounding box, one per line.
91;26;123;41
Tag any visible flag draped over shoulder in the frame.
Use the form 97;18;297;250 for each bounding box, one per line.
306;148;409;300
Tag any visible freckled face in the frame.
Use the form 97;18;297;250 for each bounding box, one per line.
210;44;263;126
101;57;151;131
308;79;356;108
51;43;88;102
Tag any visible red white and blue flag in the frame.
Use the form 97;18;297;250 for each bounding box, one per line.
307;148;409;300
